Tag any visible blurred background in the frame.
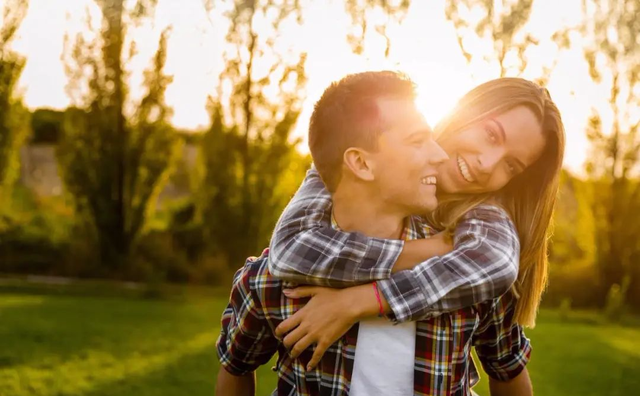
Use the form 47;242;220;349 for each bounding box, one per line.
0;0;639;395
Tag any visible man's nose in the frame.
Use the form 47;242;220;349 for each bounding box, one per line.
426;139;449;165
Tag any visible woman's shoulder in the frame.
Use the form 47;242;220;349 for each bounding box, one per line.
461;202;513;223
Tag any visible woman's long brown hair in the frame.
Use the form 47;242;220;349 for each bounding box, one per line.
428;78;566;328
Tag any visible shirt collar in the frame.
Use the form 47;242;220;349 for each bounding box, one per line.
331;211;414;241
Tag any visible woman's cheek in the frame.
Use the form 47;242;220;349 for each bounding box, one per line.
490;173;510;192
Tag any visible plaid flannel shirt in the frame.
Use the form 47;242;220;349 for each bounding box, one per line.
268;168;520;322
217;219;531;395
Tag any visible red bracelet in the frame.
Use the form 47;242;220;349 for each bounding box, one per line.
372;283;385;317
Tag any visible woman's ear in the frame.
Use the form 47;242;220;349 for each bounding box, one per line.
343;147;375;182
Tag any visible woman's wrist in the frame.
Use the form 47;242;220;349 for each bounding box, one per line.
343;283;389;320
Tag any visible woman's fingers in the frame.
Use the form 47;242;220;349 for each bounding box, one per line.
282;322;307;350
275;310;303;338
307;339;330;371
276;286;329;338
289;334;315;359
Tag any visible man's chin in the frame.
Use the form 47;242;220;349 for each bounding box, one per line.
425;203;438;213
435;173;455;195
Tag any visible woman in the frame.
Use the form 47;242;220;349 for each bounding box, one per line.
267;77;565;375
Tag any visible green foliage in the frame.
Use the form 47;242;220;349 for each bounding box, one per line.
580;0;640;307
559;297;572;321
445;0;534;76
0;187;75;275
604;275;631;322
344;0;411;57
0;0;30;211
550;170;596;269
196;0;311;266
30;108;64;144
547;172;598;309
444;0;569;80
58;1;181;272
544;261;601;308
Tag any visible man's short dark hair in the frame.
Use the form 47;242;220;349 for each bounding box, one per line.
308;71;416;192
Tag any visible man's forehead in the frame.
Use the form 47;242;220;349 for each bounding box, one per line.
376;97;426;126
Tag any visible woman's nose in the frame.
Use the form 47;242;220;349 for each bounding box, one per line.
477;149;502;174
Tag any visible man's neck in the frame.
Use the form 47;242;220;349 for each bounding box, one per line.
332;186;405;240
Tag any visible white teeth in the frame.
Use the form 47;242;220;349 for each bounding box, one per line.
421;176;437;185
457;155;475;183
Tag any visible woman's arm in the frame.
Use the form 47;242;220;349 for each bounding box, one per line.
268;168;452;285
268;168;405;286
269;169;519;322
378;205;520;323
273;206;521;368
392;232;453;273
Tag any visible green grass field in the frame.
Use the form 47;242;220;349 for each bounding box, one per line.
1;286;639;396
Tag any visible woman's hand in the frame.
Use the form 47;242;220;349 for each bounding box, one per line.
275;284;379;370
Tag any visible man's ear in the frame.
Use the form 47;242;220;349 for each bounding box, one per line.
343;147;375;182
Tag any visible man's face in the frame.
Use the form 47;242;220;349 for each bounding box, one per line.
367;98;449;214
436;106;546;194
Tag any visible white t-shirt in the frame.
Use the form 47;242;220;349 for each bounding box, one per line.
349;317;416;396
330;213;416;395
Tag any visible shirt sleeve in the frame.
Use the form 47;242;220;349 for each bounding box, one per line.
376;205;520;323
473;293;532;381
216;260;279;376
268;167;404;286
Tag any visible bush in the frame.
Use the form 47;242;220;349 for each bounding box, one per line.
0;221;67;274
559;298;572;321
544;263;601;308
0;193;72;275
604;276;631;322
1;189;243;285
130;230;191;283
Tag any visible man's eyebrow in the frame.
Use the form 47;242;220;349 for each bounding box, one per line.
405;128;431;140
490;118;506;143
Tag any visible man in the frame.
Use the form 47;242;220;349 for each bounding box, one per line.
215;71;531;395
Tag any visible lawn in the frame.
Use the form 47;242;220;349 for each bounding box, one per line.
1;285;639;396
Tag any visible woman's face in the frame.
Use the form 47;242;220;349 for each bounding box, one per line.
436;105;546;194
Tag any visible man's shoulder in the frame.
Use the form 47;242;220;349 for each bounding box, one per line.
232;250;286;300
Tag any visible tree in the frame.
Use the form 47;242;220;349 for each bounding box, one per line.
547;170;599;307
550;170;596;269
580;0;640;308
31;109;65;144
344;0;411;57
444;0;569;81
0;0;30;212
196;0;310;266
59;0;181;273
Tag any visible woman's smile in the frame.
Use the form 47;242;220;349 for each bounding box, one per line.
456;155;476;183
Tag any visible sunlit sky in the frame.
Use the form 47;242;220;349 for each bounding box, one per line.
10;0;617;174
